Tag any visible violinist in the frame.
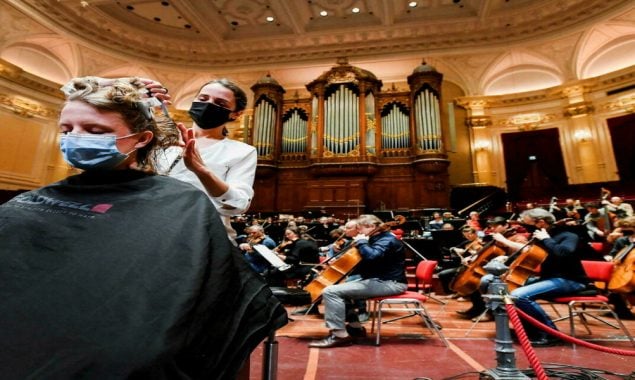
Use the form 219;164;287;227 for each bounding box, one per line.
510;208;588;347
309;215;407;348
318;228;346;258
264;226;319;287
238;225;277;274
604;216;635;320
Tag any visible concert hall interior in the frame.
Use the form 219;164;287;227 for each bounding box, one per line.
1;1;635;379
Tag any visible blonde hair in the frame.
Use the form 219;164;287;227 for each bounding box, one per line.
61;77;179;173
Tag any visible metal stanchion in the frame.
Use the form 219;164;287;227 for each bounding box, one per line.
479;260;529;380
262;330;279;380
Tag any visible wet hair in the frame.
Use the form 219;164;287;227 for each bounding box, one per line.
61;77;179;173
198;78;248;112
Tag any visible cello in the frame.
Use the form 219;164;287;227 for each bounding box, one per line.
450;239;506;297
502;239;548;291
301;215;405;303
608;241;635;293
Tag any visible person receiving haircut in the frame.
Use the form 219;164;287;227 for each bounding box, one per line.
309;214;408;348
0;77;286;379
165;78;257;243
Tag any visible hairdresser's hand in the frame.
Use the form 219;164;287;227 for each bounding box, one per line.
178;123;207;175
137;78;171;105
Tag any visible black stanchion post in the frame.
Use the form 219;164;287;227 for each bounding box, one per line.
262;330;278;380
479;260;529;380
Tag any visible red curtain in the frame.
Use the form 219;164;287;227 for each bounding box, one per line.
607;113;635;183
501;128;568;200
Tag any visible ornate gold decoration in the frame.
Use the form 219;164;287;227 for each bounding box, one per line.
0;94;57;118
564;101;594;117
466;116;492;128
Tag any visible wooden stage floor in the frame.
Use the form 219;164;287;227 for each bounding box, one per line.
248;295;635;379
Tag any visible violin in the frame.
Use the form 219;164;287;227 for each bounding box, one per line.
273;240;292;253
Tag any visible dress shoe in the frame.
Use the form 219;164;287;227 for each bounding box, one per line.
308;334;353;348
456;308;485;320
346;325;367;338
530;335;564;347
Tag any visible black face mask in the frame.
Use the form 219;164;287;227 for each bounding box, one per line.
188;101;233;129
622;229;635;236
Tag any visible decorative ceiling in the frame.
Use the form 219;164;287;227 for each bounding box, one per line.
2;0;634;101
9;0;633;68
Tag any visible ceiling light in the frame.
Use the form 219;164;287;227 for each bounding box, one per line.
266;16;274;22
352;7;360;13
408;1;418;7
320;10;328;16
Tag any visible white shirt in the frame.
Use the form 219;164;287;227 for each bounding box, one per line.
164;138;257;242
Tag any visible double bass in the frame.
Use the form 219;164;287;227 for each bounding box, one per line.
608;241;635;293
301;215;405;303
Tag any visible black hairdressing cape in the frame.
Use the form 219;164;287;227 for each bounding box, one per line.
0;170;287;379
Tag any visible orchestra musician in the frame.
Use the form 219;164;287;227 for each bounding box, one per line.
583;202;609;241
474;217;530;322
437;226;484;299
604;216;635;320
264;226;319;287
510;208;588;347
603;195;634;220
238;224;277;274
308;215;408;348
563;198;585;221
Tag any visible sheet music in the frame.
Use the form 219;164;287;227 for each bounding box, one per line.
252;244;292;271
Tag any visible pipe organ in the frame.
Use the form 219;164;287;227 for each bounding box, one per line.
248;59;450;217
380;102;410;150
324;84;360;156
253;97;276;158
281;108;308;155
414;86;442;152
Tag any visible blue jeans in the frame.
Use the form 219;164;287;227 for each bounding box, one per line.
322;278;407;331
510;277;586;337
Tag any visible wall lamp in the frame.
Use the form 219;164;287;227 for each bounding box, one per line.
573;129;592;143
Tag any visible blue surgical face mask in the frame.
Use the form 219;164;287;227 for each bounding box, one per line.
59;133;137;170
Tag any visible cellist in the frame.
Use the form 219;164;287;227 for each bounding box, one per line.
605;216;635;319
308;214;408;348
510;208;588;347
473;217;530;322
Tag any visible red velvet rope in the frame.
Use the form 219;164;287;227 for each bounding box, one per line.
511;304;635;356
505;303;548;380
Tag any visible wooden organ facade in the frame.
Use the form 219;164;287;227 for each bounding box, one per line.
249;58;450;218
